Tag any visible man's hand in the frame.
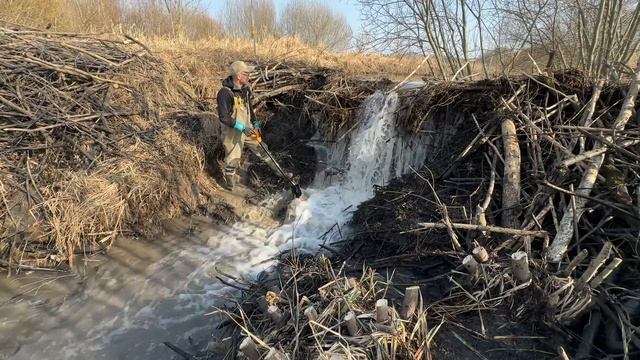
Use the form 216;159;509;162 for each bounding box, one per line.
242;127;255;137
253;120;263;129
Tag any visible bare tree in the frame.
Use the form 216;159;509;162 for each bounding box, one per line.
490;0;640;76
358;0;639;77
279;0;353;51
222;0;276;41
122;0;223;39
357;0;476;78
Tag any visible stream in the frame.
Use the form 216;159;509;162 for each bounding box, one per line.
0;91;428;359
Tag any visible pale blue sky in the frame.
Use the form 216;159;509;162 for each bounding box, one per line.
205;0;363;31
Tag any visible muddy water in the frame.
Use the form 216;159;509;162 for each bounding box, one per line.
0;91;429;359
0;217;273;359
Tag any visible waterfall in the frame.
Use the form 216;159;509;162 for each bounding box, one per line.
268;91;427;253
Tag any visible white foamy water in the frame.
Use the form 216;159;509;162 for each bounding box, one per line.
0;92;427;359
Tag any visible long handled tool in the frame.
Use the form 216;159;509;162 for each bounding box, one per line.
250;129;302;198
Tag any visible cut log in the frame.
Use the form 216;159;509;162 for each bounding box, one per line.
548;61;640;262
463;255;479;278
561;249;589;276
472;246;489;263
344;311;359;336
304;306;318;322
575;79;605;153
375;299;389;323
267;305;284;325
401;286;420;319
239;337;260;360
589;257;622;288
501;117;521;228
511;251;531;283
576;242;612;290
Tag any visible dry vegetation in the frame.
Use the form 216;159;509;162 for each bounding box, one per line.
149;35;431;85
0;1;441;273
1;0;223;38
0;23;233;271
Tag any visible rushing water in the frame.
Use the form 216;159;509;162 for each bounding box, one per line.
0;92;427;359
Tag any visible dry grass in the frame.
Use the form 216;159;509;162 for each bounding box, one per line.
0;25;223;270
1;0;222;38
147;35;433;84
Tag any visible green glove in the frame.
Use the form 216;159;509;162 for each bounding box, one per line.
253;120;263;129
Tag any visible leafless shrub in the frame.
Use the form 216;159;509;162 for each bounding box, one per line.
279;0;353;51
358;0;640;77
222;0;276;41
1;0;224;40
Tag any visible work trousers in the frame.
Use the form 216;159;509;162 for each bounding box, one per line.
221;126;280;178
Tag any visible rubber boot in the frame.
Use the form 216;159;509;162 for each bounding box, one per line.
223;173;236;191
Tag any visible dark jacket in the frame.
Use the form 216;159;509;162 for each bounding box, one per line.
216;76;257;128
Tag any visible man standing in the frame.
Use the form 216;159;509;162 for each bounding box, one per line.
216;60;287;191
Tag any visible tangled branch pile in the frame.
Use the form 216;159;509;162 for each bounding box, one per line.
214;66;640;359
213;254;440;359
250;62;388;137
0;24;226;271
348;66;640;357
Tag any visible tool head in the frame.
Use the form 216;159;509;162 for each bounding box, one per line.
291;182;302;198
250;129;262;142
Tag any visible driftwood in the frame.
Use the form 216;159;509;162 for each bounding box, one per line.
218;257;436;359
217;68;640;359
239;337;260;360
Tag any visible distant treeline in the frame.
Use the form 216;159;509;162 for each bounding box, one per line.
1;0;353;51
357;0;640;78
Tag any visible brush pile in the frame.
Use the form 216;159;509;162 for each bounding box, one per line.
250;62;387;136
212;254;442;360
347;65;640;357
0;24;228;271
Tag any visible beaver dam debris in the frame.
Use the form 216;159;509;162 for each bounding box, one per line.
2;23;639;360
210;65;640;359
